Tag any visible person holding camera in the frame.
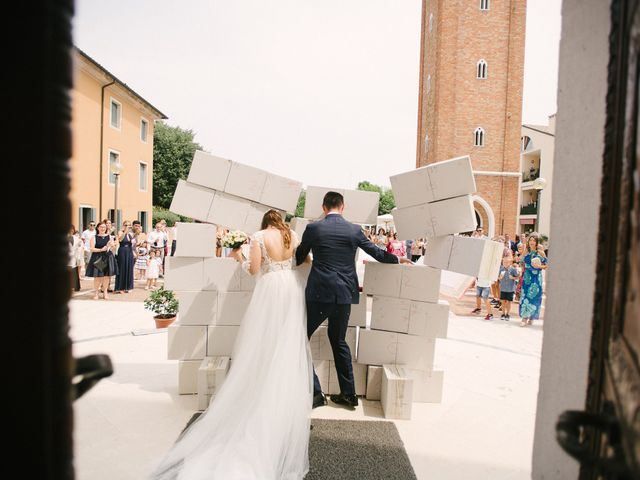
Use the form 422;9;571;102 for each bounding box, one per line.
85;221;118;299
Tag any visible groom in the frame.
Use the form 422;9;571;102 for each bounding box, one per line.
295;191;413;409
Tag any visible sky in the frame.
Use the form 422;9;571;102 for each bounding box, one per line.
73;0;561;189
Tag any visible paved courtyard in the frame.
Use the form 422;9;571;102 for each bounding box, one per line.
71;289;543;479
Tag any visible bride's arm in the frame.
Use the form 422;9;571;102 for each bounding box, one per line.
232;239;263;275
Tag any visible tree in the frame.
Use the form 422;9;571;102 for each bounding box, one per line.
295;191;306;217
153;122;203;209
357;181;395;215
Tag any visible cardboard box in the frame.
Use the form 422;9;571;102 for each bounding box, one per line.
362;261;403;297
396;334;436;371
427;155;476;202
290;217;311;239
206;326;240;357
217;291;253;325
390;155;475;207
349;293;367;327
423;235;454;271
174;222;217;258
167;324;207;360
429;195;477;237
170;180;216;222
343;189;379;225
407;300;449;338
405;369;444;403
400;264;441;303
328;362;367;396
381;365;414;420
197;356;230;410
244;202;274;234
224;162;268;203
202;257;255;292
449;235;503;281
164;257;205;293
177;291;218;326
391;204;434;240
370;296;411;333
304;186;379;224
310;326;357;362
206;191;251;231
366;365;383;400
389;166;431;208
260;173;303;213
357;329;398;366
178;359;201;394
187;150;232;191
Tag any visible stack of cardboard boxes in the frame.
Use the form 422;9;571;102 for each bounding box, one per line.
166;151;303;410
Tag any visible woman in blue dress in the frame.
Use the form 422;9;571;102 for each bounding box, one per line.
114;221;135;293
519;233;548;327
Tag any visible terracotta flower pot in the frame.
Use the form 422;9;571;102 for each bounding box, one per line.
154;315;176;329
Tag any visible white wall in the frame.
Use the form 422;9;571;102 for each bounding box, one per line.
531;0;610;478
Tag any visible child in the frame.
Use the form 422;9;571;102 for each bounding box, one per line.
498;255;520;321
135;241;149;281
146;249;161;290
471;276;493;320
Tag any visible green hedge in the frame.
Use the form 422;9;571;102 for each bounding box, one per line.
152;207;191;227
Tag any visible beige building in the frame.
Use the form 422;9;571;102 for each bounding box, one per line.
519;115;555;238
70;47;167;233
416;0;526;238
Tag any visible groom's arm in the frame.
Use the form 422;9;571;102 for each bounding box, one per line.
295;224;314;266
356;230;400;264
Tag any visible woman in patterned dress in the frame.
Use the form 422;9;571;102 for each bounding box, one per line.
518;233;548;327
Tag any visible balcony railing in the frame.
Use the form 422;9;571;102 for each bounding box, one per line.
522;170;540;183
520;204;538;215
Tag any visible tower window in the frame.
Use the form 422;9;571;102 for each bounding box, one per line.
424;133;429;154
480;0;490;11
427;74;431;93
476;59;487;79
474;127;485;147
429;13;433;33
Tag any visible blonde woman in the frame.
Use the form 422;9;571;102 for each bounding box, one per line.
85;221;118;299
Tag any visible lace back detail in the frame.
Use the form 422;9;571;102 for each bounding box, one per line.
252;231;294;274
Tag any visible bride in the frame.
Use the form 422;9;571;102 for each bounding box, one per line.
151;210;313;480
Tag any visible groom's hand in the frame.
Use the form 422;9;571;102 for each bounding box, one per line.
399;257;414;265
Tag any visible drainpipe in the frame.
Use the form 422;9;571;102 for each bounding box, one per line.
99;80;115;219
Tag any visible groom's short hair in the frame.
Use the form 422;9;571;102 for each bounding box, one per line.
323;191;344;210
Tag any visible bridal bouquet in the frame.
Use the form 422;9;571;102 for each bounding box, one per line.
222;230;248;250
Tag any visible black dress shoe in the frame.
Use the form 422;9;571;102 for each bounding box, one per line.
330;393;358;408
312;393;327;409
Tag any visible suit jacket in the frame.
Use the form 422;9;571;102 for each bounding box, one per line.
295;214;399;304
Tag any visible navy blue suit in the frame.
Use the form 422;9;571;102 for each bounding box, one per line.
295;213;399;396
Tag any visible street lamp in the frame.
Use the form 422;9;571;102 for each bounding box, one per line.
533;177;547;233
111;161;123;228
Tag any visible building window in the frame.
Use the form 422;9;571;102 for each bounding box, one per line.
424;133;429;154
429;13;433;32
108;209;122;230
139;162;148;191
476;59;487;79
138;211;148;233
474;127;485;147
140;118;149;142
79;206;96;233
427;75;431;93
480;0;490;11
108;151;120;184
110;98;121;129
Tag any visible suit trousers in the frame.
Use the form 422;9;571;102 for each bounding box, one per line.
307;301;354;396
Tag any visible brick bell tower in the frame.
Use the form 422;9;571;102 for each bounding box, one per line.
416;0;526;237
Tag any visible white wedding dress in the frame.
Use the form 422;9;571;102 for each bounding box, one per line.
151;230;313;480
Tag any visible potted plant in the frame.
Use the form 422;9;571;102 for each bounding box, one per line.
144;286;179;328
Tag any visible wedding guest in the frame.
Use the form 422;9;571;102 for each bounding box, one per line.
85;221;118;299
471;276;493;320
147;222;168;259
135;241;149;281
506;234;517;254
498;254;520;321
375;228;387;250
81;221;96;273
411;238;424;262
68;226;84;292
387;232;406;257
132;219;146;244
519;233;548;327
145;249;162;290
114;220;135;293
102;218;117;293
515;242;526;301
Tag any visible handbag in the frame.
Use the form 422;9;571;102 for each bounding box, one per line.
93;256;108;272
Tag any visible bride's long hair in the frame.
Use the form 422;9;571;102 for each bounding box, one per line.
261;210;292;249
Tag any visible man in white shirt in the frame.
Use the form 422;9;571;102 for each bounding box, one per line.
81;222;96;270
147;222;168;259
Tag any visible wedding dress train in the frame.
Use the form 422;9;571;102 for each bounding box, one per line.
151;231;313;479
